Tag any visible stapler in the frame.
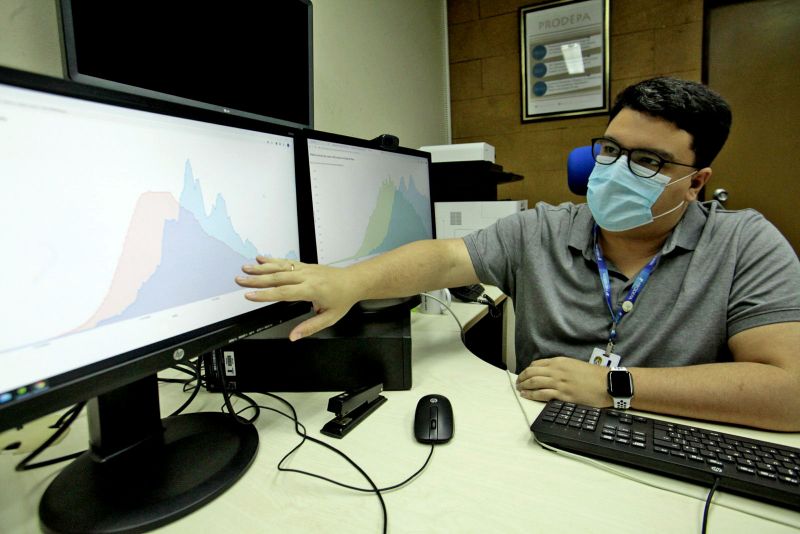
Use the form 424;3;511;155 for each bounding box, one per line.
321;383;387;438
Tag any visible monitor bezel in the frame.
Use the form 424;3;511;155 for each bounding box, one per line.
0;65;312;432
57;0;315;130
295;128;435;266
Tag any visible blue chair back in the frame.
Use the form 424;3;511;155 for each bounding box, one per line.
567;145;594;196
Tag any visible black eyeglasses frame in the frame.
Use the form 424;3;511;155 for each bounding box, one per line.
590;137;697;179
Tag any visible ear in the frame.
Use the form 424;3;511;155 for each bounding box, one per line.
686;167;712;201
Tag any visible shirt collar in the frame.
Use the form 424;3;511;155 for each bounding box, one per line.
569;201;706;260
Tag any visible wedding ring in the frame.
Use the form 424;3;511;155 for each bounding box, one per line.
290;263;295;272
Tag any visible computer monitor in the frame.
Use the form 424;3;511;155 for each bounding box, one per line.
296;130;433;311
0;66;310;532
59;0;314;129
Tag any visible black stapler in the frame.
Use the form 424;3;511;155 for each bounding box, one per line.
320;383;387;438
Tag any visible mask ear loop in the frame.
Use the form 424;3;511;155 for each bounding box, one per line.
664;169;698;188
652;170;698;220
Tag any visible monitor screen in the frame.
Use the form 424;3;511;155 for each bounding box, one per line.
300;132;433;268
0;66;309;531
59;0;314;129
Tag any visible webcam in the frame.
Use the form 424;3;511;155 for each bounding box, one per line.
371;133;399;151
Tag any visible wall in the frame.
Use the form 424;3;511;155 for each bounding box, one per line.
312;0;450;147
447;0;703;205
0;0;62;77
0;0;450;149
706;0;800;253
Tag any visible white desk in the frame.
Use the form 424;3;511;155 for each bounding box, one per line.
2;300;800;533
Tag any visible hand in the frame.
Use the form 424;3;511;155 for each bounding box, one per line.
515;356;611;407
235;256;358;341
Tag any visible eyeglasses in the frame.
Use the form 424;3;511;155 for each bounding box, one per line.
591;137;696;179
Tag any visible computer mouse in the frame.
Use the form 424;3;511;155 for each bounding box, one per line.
414;394;454;444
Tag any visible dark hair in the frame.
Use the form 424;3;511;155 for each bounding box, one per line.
609;77;732;168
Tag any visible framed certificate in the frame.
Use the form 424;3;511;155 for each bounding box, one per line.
520;0;610;122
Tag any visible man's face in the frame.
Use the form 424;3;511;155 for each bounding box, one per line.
601;108;707;231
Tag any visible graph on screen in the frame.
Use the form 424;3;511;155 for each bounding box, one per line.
1;82;299;374
308;140;432;267
76;160;297;332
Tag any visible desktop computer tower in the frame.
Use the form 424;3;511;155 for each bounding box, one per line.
203;309;412;393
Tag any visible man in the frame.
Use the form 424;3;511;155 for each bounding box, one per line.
236;77;800;431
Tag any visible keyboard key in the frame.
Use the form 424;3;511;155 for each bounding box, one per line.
654;439;680;450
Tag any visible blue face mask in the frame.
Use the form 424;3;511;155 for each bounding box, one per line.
587;157;696;232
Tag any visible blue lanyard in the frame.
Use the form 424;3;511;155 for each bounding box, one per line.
593;225;660;353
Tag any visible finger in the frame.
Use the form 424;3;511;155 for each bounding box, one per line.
242;261;287;275
516;364;552;385
517;374;556;392
255;255;302;271
242;281;308;302
289;310;345;341
235;271;301;289
520;388;560;402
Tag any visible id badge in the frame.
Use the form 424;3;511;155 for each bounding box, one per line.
589;347;621;367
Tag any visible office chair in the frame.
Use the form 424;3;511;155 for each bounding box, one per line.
567;145;594;196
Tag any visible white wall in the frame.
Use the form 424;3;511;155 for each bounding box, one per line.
312;0;450;148
0;0;451;148
0;0;62;77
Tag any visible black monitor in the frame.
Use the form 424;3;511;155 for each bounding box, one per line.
295;130;433;311
59;0;314;129
0;66;310;532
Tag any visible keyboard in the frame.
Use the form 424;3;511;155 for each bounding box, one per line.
530;400;800;511
449;284;485;303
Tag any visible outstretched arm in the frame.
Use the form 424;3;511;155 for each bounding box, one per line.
235;238;479;341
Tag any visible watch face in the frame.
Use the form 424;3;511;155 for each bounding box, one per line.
608;370;633;397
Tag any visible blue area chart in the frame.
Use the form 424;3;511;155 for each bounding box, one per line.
354;176;432;259
86;160;293;328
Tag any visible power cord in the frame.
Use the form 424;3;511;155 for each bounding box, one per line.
420;291;466;344
14;357;207;471
214;350;258;425
14;401;86;471
167;356;204;417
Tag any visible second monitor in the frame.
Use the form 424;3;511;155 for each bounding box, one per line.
298;130;434;313
298;130;433;268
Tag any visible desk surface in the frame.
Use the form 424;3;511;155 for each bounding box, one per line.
2;299;800;533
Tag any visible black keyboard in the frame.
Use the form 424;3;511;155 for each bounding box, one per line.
449;284;485;303
531;400;800;511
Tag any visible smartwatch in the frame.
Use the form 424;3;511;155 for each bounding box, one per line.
607;367;634;409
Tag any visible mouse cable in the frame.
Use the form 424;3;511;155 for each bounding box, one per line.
701;477;720;534
255;399;435;493
245;391;387;534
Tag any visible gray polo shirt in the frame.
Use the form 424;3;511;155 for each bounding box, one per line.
464;201;800;372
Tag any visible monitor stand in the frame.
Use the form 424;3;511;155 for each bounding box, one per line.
38;374;257;533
